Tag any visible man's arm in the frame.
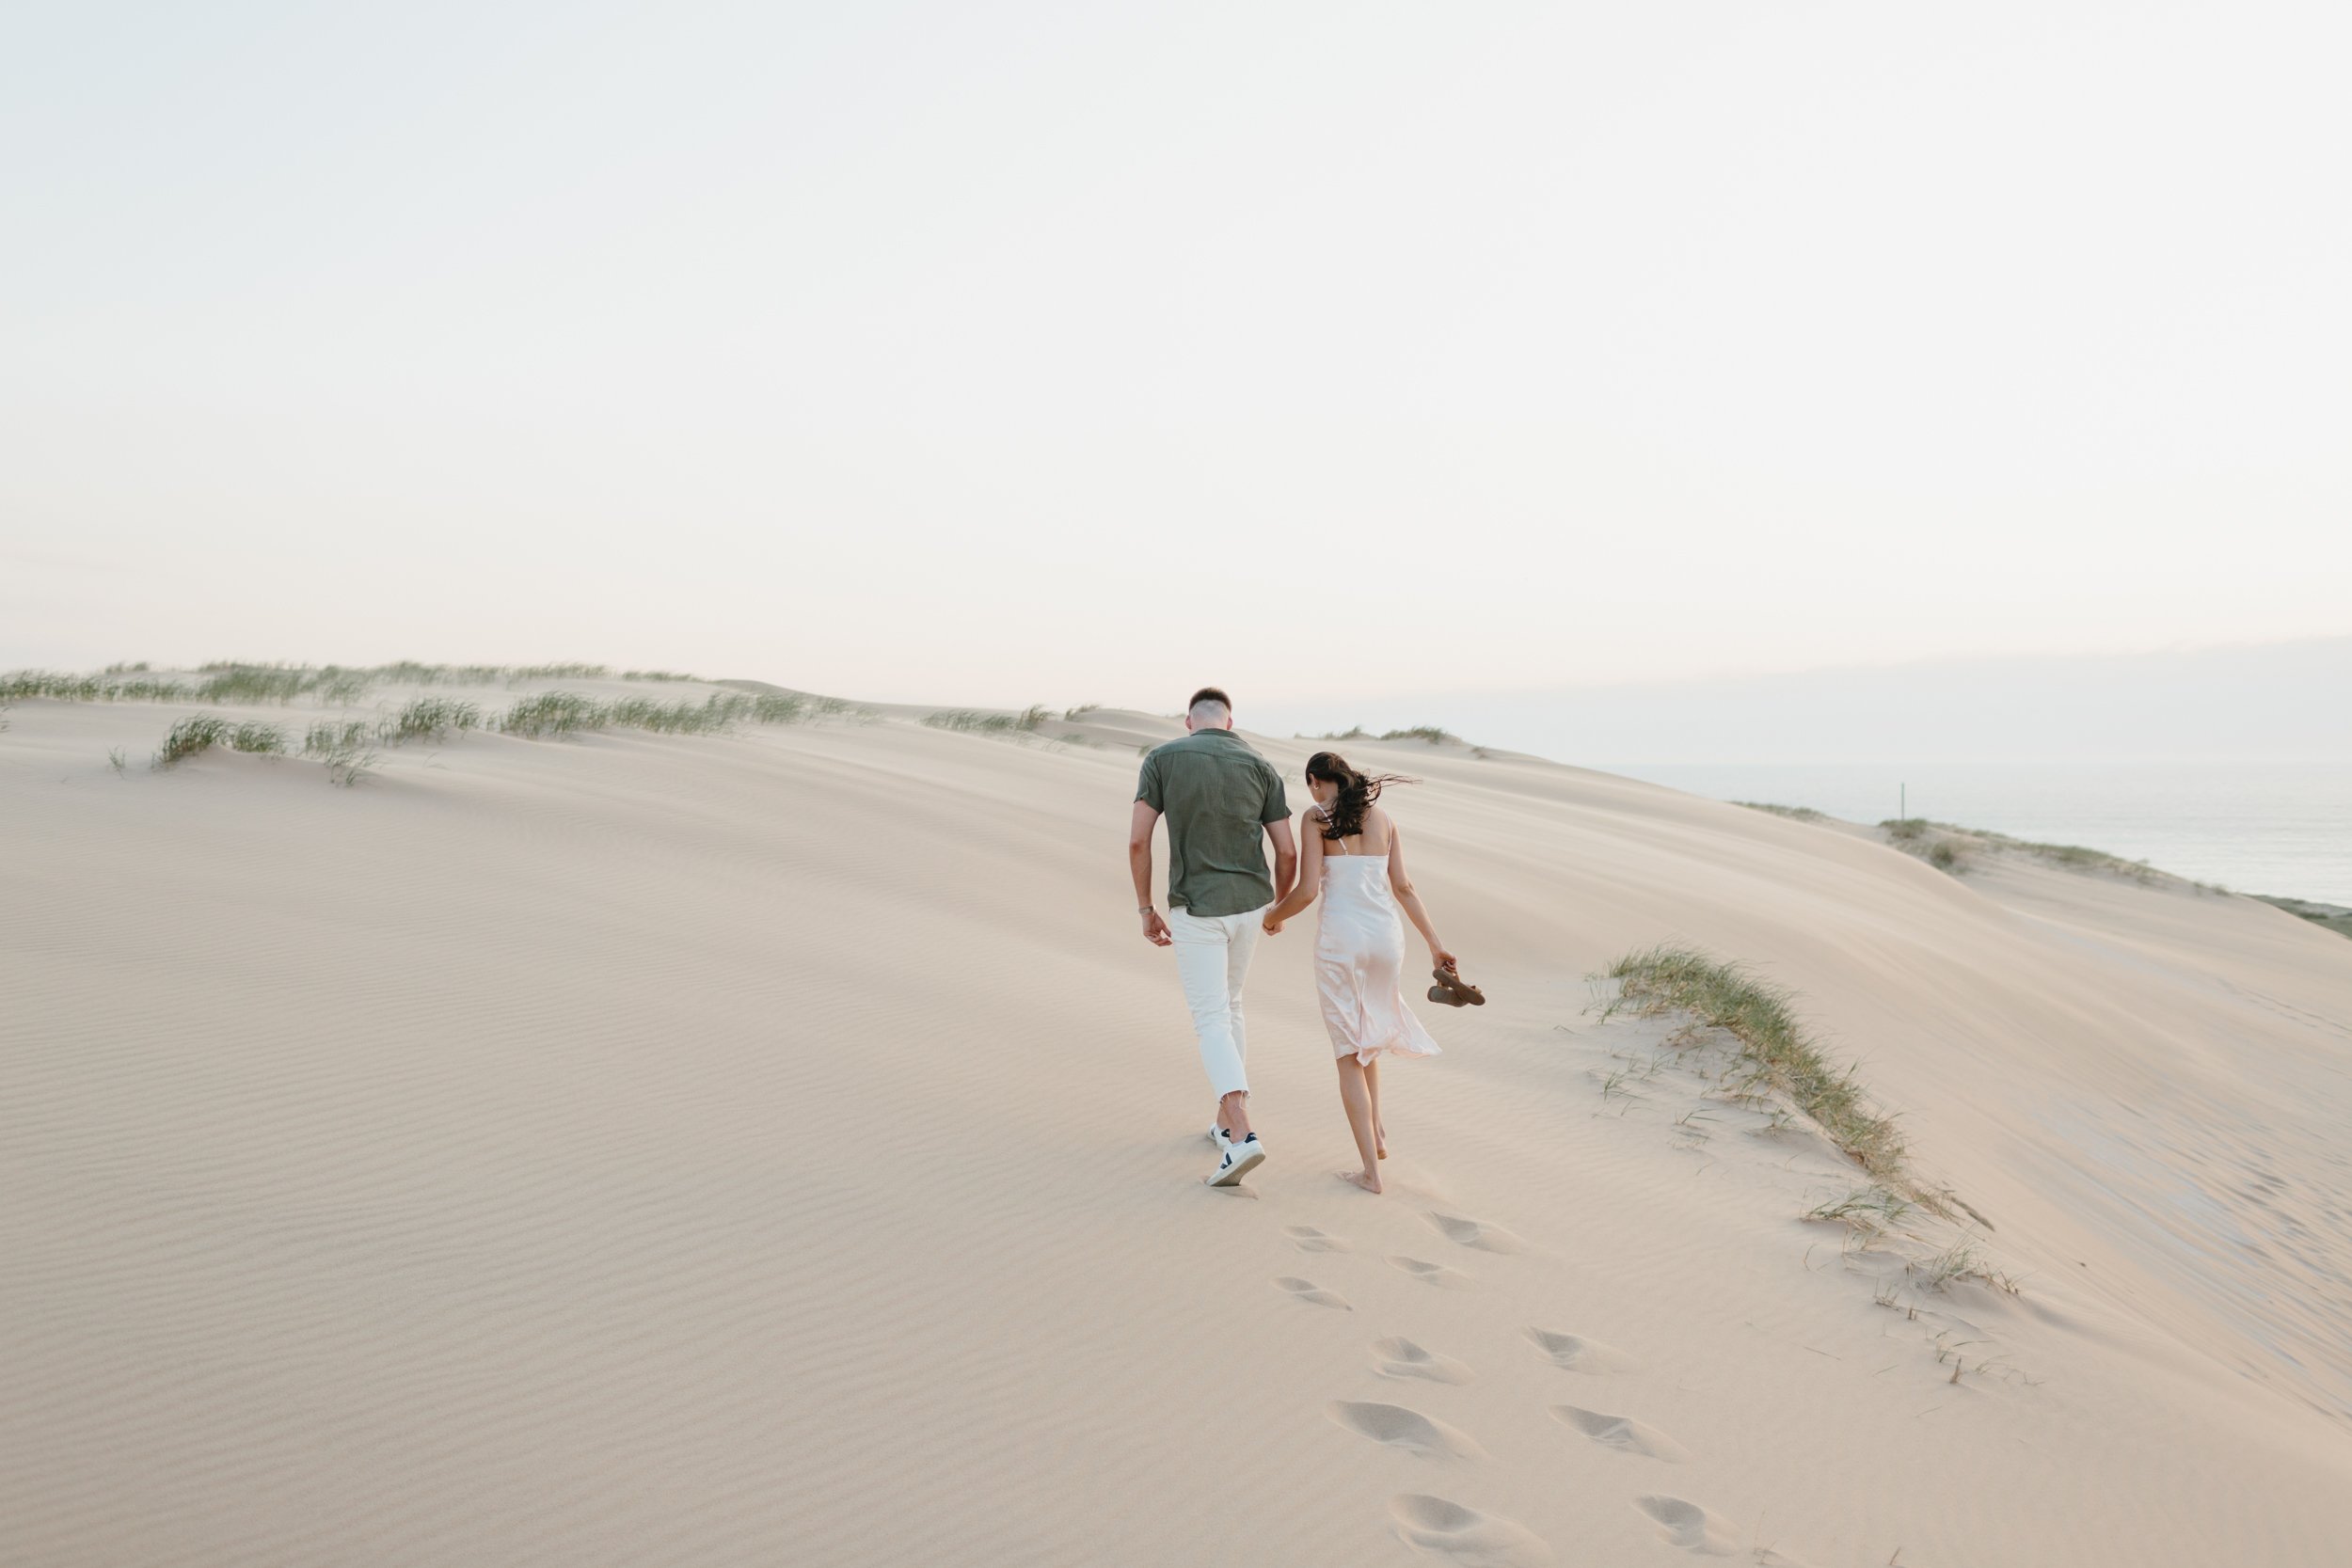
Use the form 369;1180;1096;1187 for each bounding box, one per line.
1130;800;1171;946
1264;816;1298;909
1259;760;1296;907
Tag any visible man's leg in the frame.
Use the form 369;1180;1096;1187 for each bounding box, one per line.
1221;906;1265;1116
1169;907;1251;1139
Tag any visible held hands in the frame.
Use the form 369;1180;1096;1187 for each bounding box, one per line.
1262;912;1285;936
1140;907;1172;947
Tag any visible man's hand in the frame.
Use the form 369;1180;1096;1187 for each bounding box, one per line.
1262;913;1285;936
1140;907;1172;946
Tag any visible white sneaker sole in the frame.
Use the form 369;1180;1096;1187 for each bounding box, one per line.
1210;1146;1265;1186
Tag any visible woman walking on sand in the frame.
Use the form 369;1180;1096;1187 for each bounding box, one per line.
1262;752;1467;1194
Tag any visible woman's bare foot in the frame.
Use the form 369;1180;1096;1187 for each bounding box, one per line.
1339;1170;1384;1194
1375;1127;1389;1160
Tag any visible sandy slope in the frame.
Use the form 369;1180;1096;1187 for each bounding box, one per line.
4;679;2350;1567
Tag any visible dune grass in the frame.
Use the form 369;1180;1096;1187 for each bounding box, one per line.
1597;943;2026;1295
496;691;611;738
924;705;1051;735
360;660;509;687
2002;834;2155;881
752;694;808;723
22;663;839;776
1879;818;1966;873
9;661;647;708
1726;804;2162;888
3;670;193;703
152;716;230;766
1882;817;2158;883
304;720;371;752
379;696;482;745
1309;723;1462;746
196;667;310;705
1599;944;1908;1186
1807;1186;1915;1229
301;721;378;786
496;689;810;739
12;663;836;717
2256;895;2352;940
1737;801;1826;822
152;716;287;768
609;695;743;734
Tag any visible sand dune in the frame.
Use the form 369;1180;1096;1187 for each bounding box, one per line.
5;675;2350;1565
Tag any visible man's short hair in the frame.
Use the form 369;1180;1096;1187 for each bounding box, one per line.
1187;687;1232;713
1186;687;1232;725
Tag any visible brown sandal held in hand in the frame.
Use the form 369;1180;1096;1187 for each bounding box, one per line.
1428;962;1486;1007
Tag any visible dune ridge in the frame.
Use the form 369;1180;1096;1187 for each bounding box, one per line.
5;674;2351;1565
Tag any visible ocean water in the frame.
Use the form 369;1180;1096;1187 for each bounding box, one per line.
1597;761;2352;906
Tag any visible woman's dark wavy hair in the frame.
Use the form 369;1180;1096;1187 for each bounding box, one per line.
1305;751;1416;841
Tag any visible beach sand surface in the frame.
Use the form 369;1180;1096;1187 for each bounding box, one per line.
5;677;2350;1566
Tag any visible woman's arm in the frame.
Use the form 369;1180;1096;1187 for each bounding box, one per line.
1387;823;1457;971
1263;810;1324;931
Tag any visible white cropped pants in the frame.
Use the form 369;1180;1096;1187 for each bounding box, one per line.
1168;903;1264;1101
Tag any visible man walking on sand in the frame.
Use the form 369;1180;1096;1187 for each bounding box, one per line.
1131;687;1297;1186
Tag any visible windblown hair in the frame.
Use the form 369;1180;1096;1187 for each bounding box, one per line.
1305;751;1416;841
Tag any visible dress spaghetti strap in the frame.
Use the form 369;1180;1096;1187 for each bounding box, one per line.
1316;801;1350;853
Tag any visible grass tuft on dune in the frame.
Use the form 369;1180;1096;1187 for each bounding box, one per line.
1883;817;2163;883
1307;724;1466;746
152;716;287;768
380;696;482;745
496;689;810;740
1736;801;1827;822
924;705;1051;735
5;670;193;703
1601;944;1908;1186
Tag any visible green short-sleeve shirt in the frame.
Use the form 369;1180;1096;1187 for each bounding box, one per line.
1136;729;1290;917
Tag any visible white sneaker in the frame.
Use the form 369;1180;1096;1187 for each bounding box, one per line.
1208;1124;1232;1150
1208;1133;1265;1186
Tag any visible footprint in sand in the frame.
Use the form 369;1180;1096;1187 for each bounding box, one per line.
1372;1337;1475;1385
1388;1255;1474;1290
1283;1225;1349;1253
1274;1276;1352;1310
1632;1495;1737;1556
1422;1211;1527;1254
1630;1496;1816;1564
1523;1326;1636;1372
1550;1403;1688;1462
1327;1401;1486;1460
1389;1494;1551;1566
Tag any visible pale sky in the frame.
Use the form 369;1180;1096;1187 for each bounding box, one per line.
5;3;2347;707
